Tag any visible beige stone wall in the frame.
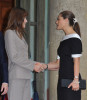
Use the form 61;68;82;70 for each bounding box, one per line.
49;0;87;100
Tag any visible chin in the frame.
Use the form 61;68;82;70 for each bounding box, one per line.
56;27;59;30
23;26;25;28
22;24;26;28
56;27;61;30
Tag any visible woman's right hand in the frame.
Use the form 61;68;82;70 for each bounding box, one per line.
68;80;80;91
34;62;42;72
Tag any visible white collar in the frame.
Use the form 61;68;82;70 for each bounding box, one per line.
62;33;81;41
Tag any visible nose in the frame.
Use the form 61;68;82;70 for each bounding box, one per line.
55;20;58;24
26;19;28;23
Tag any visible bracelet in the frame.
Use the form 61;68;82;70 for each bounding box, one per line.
73;80;80;84
74;76;79;79
46;64;48;70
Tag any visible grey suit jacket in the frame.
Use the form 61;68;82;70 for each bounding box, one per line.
5;29;36;80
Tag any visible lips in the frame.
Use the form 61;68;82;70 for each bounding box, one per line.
56;25;59;27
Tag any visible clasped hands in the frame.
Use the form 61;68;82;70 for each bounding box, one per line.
34;62;47;72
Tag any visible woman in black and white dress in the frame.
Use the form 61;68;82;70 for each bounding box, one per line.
43;11;82;100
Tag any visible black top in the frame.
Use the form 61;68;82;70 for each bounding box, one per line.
57;33;82;79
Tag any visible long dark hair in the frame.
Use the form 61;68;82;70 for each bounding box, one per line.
6;7;28;37
60;11;81;37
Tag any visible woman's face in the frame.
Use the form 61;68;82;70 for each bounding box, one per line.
22;17;27;28
56;14;67;30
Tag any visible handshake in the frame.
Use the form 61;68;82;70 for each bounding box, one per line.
34;62;48;72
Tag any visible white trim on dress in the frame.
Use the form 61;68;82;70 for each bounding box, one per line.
62;33;81;41
71;54;82;58
57;55;60;59
57;33;82;59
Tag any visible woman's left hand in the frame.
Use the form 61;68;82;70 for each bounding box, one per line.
68;80;79;91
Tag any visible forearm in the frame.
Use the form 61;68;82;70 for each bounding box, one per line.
11;55;36;71
74;65;79;78
47;60;60;70
73;58;80;81
48;68;58;71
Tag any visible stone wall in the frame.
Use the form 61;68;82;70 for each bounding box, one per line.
49;0;87;100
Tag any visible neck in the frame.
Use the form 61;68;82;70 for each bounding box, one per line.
63;26;76;35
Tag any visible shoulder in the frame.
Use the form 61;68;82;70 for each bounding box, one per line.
70;38;82;52
70;38;82;46
62;33;82;44
62;33;81;41
5;29;16;38
70;37;82;53
5;29;15;34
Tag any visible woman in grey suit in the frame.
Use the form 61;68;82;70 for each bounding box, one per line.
4;7;43;100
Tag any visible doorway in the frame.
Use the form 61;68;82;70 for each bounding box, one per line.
0;0;15;32
16;0;49;100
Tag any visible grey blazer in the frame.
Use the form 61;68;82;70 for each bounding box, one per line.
5;29;36;80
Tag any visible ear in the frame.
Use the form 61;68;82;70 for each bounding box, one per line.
65;18;69;22
65;18;69;25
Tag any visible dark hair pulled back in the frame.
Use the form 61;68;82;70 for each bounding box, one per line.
60;11;81;37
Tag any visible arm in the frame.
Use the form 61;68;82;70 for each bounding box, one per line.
68;57;80;91
73;57;80;81
47;59;60;70
41;59;60;71
0;32;8;83
68;38;82;91
0;32;8;95
5;30;39;71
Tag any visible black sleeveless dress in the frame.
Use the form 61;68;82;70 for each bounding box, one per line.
57;33;82;100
